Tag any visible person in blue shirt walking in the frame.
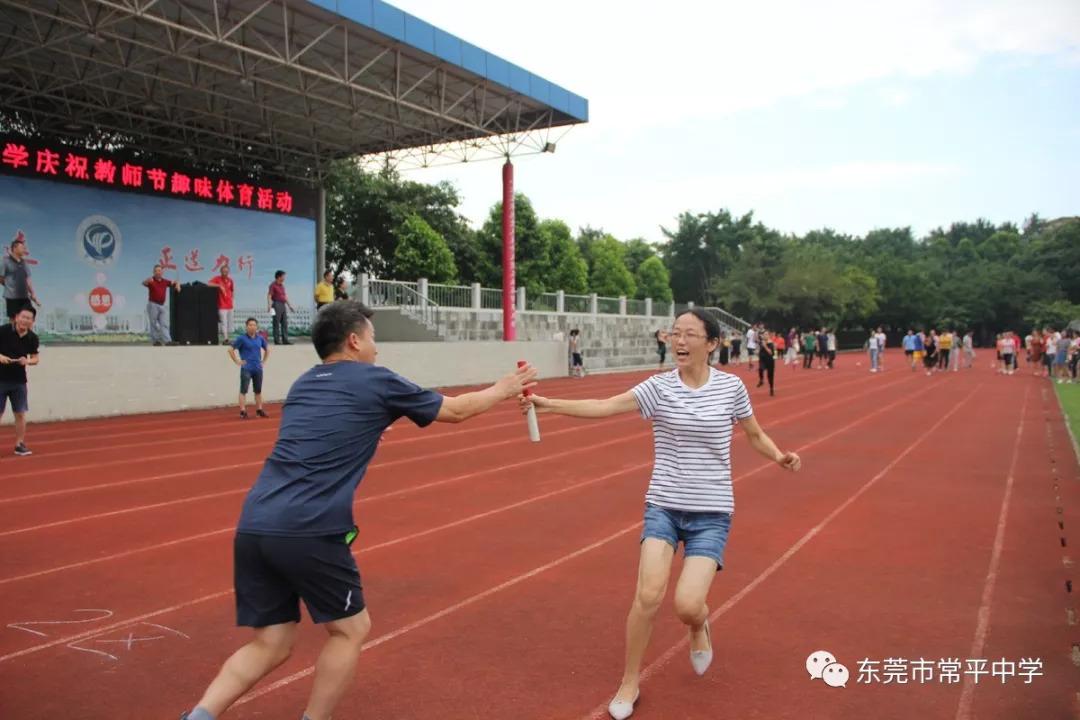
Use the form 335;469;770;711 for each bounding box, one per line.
180;300;538;720
228;317;270;419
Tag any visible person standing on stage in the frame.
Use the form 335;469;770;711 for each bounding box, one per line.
315;270;335;310
267;270;295;345
209;264;235;345
143;264;180;346
1;234;40;321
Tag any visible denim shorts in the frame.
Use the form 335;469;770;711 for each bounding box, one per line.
0;382;28;414
640;503;733;570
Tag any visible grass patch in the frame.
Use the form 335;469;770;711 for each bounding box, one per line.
1055;382;1080;457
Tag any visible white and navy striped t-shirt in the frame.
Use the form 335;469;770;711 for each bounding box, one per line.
630;367;753;514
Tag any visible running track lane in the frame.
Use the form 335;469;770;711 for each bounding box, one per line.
0;356;902;716
5;360;1060;718
230;364;982;718
0;364;884;654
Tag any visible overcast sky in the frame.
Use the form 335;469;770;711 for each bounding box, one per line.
389;0;1080;245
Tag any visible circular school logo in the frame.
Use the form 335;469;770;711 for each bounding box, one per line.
88;286;113;314
76;215;122;266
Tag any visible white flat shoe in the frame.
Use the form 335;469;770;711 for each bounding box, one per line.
607;689;639;720
690;620;713;675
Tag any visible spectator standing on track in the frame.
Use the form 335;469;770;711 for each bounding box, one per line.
267;270;295;345
228;317;270;419
730;331;742;366
143;264;179;346
911;329;925;371
569;328;584;377
802;329;816;369
0;306;39;456
815;328;828;369
874;327;887;371
745;325;758;369
654;329;668;369
756;328;777;396
923;330;938;375
208;265;235;345
1;234;40;321
938;330;953;371
903;330;916;369
517;308;800;720
826;328;837;368
962;331;975;369
178;301;537;720
999;332;1017;375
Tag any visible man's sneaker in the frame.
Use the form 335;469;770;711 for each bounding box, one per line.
14;443;31;456
256;409;269;418
240;410;248;419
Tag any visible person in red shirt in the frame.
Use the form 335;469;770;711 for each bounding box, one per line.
142;264;180;346
267;270;295;345
209;265;235;344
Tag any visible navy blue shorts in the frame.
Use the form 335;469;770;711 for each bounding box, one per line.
640;503;732;571
240;369;263;395
0;382;28;414
233;532;365;627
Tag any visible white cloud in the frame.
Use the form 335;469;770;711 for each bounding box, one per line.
393;0;1080;137
878;88;913;107
383;1;1078;241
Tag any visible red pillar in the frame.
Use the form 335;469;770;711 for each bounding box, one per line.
501;159;516;341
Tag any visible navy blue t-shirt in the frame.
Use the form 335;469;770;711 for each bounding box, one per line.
235;361;444;537
232;333;268;373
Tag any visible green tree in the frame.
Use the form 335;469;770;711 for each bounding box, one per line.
540;219;589;295
324;159;473;280
635;256;673;302
623;238;656;275
392;214;457;282
590;235;636;297
476;193;552;297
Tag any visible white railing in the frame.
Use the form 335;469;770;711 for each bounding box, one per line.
366;278;443;335
354;274;751;332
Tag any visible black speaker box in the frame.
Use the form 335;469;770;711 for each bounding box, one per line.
169;282;220;345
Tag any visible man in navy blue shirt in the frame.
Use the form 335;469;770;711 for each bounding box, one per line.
228;317;270;419
181;300;538;720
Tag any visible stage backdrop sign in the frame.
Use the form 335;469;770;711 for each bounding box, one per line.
0;172;317;343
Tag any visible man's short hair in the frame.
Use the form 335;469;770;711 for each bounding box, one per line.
312;300;375;359
16;305;36;319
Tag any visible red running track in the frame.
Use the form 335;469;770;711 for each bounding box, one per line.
0;354;1077;719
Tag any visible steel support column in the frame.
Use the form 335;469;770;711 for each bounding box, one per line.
501;159;515;341
316;185;326;281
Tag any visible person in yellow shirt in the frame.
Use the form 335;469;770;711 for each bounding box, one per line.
314;270;335;309
938;330;953;371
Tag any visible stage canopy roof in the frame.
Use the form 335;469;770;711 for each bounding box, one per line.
0;0;589;183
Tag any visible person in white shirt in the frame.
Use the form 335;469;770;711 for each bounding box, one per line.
745;325;758;370
875;327;887;371
519;308;800;720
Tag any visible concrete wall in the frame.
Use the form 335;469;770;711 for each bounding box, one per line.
8;339;568;424
443;309;680;371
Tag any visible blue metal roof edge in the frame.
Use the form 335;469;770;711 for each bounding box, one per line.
304;0;588;123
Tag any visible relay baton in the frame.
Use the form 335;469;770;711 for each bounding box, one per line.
518;360;541;442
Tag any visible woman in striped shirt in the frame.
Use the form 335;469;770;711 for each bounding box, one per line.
520;308;801;719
